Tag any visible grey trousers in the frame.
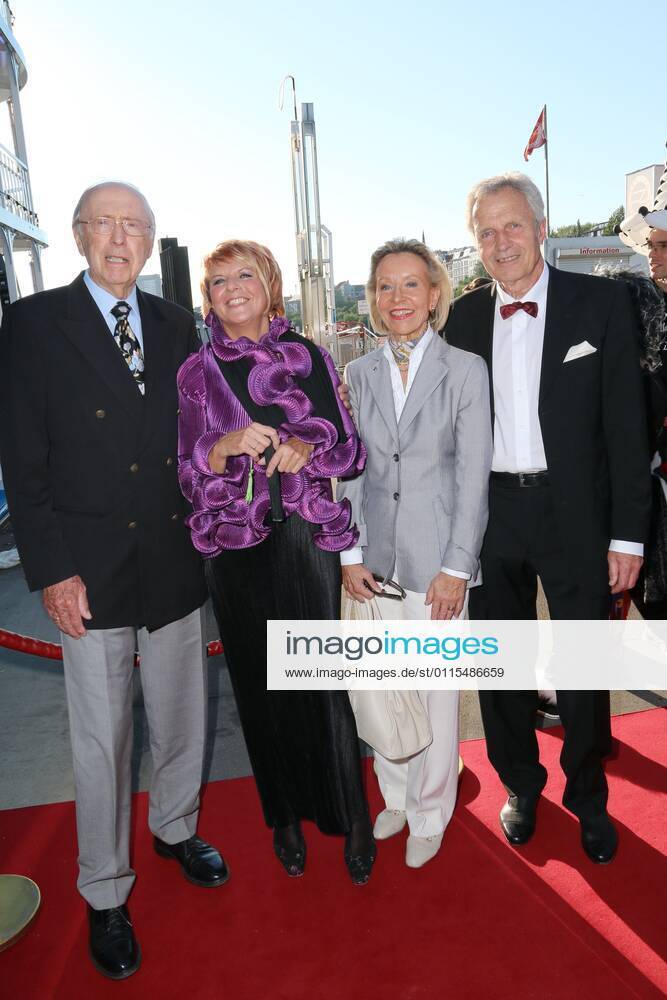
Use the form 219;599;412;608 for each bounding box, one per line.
61;608;207;909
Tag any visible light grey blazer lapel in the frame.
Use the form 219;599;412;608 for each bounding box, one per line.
367;352;399;445
398;333;449;437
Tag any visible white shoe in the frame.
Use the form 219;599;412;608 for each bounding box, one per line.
405;833;443;868
373;809;407;840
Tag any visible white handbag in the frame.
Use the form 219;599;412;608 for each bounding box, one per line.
341;589;433;761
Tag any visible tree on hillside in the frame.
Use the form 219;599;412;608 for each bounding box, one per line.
336;302;364;324
549;219;595;238
549;205;624;239
601;205;624;236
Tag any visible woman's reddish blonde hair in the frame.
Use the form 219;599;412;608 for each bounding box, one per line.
201;239;285;320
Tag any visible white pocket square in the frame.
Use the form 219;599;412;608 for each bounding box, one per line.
563;341;596;363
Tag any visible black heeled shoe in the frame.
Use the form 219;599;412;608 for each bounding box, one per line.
344;826;377;886
273;824;306;878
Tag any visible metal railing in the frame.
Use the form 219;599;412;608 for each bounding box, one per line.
0;141;38;226
335;324;380;369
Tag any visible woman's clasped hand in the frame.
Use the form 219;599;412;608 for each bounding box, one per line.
207;423;313;476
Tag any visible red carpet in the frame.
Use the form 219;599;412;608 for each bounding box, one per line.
1;708;665;999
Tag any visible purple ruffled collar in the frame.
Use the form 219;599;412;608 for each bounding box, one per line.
206;312;292;361
206;312;319;425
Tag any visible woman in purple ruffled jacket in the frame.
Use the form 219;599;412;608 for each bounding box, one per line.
177;240;375;884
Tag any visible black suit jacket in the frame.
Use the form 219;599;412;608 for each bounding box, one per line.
444;265;652;591
0;273;207;630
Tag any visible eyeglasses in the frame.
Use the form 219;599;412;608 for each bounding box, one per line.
77;216;153;237
365;573;406;601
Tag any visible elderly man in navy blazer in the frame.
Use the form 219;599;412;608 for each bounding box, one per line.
0;182;227;979
445;172;651;865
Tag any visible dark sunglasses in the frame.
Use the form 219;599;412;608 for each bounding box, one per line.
364;573;406;600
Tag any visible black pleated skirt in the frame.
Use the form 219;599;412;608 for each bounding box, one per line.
206;513;368;834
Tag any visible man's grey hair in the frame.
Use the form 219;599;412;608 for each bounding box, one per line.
465;172;545;233
72;181;155;229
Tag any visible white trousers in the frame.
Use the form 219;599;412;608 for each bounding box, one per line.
373;582;463;838
61;608;207;909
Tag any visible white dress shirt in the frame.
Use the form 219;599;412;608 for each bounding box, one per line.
83;270;144;351
492;263;548;473
491;263;641;557
341;327;470;578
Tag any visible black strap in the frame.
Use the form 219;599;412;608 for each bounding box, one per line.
281;331;347;443
211;352;284;521
210;330;345;524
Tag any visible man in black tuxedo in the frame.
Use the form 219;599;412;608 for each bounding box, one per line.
445;173;651;865
0;182;227;979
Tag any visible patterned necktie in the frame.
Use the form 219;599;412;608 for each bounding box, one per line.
499;301;539;320
111;301;145;394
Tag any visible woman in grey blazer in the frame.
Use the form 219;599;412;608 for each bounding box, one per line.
338;239;492;868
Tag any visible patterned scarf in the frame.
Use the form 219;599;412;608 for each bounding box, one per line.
387;326;429;368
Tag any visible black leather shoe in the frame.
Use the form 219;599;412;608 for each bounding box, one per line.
88;904;140;980
499;795;538;845
344;840;377;886
273;834;307;878
580;813;618;864
153;835;229;887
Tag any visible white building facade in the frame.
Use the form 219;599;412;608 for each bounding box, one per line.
436;246;481;287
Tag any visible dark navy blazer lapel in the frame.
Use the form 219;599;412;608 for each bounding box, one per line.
539;264;579;409
137;290;174;449
472;284;496;422
58;273;145;421
475;284;496;369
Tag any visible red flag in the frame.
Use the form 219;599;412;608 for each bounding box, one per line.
523;107;546;161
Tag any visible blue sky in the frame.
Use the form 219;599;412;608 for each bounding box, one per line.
13;0;665;301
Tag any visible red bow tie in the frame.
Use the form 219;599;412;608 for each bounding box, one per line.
499;301;538;320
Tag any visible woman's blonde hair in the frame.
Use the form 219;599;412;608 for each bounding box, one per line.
366;238;452;334
201;239;285;320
